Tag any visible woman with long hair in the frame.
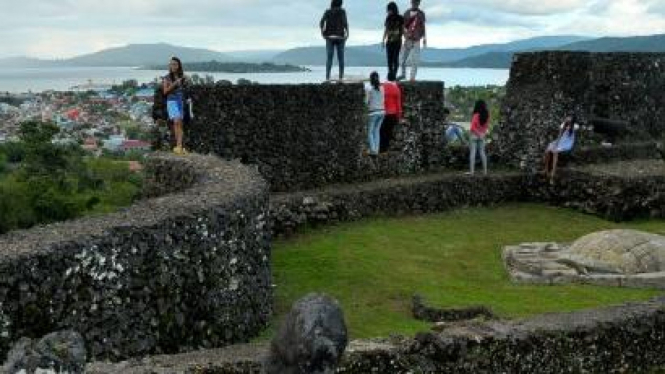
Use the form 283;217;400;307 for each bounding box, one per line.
163;57;187;155
320;0;349;81
544;115;578;184
468;100;490;175
383;2;404;80
366;72;385;156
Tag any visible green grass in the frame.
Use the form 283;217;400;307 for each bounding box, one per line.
269;204;664;340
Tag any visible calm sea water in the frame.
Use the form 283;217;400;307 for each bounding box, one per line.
0;66;509;93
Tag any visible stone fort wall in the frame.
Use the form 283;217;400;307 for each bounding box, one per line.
494;51;665;170
185;82;448;192
0;154;272;361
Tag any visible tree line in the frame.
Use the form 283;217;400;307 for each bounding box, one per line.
0;121;143;234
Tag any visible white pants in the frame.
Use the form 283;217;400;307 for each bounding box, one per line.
401;39;421;81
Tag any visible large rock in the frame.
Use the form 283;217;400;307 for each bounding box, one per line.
266;293;348;374
503;229;665;289
564;229;665;274
3;331;86;374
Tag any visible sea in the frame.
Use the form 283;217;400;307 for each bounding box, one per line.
0;66;510;93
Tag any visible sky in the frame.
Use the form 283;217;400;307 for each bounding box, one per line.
0;0;664;59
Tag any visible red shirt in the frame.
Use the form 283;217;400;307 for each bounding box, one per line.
470;113;490;137
382;82;403;118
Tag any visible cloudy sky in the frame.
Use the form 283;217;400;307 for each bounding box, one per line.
1;0;664;58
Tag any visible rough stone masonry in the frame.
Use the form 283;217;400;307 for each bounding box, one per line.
494;51;665;171
0;154;272;362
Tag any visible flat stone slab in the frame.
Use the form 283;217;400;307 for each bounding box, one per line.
503;230;665;290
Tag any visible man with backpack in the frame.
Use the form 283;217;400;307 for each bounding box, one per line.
399;0;427;82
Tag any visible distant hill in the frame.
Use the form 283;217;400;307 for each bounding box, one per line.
2;34;662;70
224;50;283;63
426;52;515;69
437;33;665;69
421;35;591;63
142;61;309;73
0;43;233;68
273;36;591;66
273;45;384;66
64;43;233;67
558;34;665;52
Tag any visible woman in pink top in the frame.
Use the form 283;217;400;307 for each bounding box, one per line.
468;100;490;175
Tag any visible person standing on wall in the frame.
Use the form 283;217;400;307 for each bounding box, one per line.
399;0;427;82
366;72;385;157
383;2;404;81
163;56;188;155
468;100;490;175
320;0;349;82
380;72;404;153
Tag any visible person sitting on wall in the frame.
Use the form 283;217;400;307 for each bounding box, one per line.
543;115;579;184
366;72;385;157
380;72;404;153
443;108;467;146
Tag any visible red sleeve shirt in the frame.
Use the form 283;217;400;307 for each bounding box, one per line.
470;113;490;137
382;82;403;118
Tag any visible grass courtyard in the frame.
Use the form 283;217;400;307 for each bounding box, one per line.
270;203;664;339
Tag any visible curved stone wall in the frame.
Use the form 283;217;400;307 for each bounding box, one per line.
86;297;665;373
0;153;272;362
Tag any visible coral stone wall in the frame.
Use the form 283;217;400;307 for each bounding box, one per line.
495;52;665;170
185;82;447;192
0;154;272;362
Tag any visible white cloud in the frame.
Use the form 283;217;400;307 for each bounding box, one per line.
464;0;586;15
551;0;665;36
0;0;663;58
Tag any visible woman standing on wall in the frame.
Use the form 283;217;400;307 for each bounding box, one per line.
163;56;187;155
366;72;385;156
468;100;490;175
320;0;349;82
383;2;404;80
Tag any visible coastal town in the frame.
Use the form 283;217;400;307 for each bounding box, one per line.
0;80;155;155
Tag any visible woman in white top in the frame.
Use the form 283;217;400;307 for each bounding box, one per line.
544;115;578;183
366;71;385;156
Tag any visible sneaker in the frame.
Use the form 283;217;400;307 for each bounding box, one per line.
173;146;183;155
396;74;406;81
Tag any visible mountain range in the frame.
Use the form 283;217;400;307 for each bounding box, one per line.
1;34;664;69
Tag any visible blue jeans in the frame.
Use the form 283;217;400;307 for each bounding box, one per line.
326;39;345;80
445;125;466;145
367;112;384;154
469;135;488;174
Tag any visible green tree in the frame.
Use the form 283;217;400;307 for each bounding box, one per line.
0;142;26;163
